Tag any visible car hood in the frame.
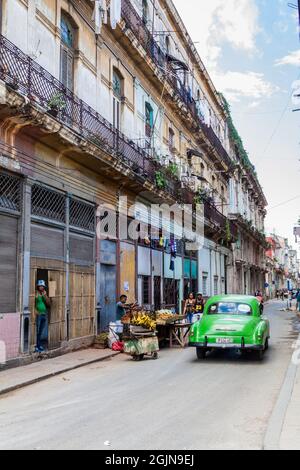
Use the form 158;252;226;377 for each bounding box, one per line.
200;315;257;337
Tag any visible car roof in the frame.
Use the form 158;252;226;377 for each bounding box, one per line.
206;295;259;306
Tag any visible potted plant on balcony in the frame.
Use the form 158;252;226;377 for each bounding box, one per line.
194;188;209;205
166;162;179;179
155;170;166;190
47;92;66;117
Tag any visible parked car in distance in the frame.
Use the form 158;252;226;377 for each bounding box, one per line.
189;295;270;361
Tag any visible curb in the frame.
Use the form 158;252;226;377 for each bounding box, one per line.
0;351;120;397
263;334;299;450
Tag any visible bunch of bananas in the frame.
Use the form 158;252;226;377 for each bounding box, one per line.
132;312;156;331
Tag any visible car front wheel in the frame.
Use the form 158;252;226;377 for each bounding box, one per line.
196;348;207;360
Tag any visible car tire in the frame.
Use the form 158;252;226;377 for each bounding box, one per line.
254;349;264;361
196;348;207;360
265;338;269;351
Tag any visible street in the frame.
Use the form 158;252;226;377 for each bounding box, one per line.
0;301;298;450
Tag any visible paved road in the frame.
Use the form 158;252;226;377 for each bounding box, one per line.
0;301;298;450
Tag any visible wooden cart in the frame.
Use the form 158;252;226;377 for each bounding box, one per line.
123;326;159;361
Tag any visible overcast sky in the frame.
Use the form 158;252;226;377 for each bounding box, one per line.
173;0;300;249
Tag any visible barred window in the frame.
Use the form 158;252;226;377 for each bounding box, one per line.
0;172;22;212
69;198;95;232
31;185;66;223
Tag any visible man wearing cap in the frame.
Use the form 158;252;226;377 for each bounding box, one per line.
35;280;50;352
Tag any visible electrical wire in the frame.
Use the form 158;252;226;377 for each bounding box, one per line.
268;194;300;211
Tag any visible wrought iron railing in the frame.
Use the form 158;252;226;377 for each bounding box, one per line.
120;0;231;167
0;33;235;238
0;34;166;194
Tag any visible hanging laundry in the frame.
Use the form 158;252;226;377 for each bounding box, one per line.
110;0;121;30
170;239;177;258
92;0;108;35
169;256;175;272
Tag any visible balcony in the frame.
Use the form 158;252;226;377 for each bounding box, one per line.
120;0;232;168
228;213;268;247
0;33;184;202
0;33;236;243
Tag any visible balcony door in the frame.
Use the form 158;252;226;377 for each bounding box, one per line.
60;14;74;91
113;70;123;132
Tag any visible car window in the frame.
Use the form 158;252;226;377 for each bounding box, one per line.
208;302;252;316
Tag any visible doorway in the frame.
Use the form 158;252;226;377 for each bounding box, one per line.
36;269;49;350
100;264;117;331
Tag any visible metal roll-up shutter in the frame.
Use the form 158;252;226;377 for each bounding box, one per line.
0;214;18;313
31;224;64;260
70;233;94;266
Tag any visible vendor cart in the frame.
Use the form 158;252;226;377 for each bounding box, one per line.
123;326;159;361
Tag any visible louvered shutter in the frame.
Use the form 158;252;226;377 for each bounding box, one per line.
60;45;73;91
0;214;18;313
31;224;64;260
69;233;94;266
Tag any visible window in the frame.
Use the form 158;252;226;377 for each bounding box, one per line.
145;102;154;138
208;303;252;316
154;276;161;310
200;163;205;178
202;274;208;297
169;128;175;152
214;276;219;296
60;13;75;90
112;70;123;131
142;276;151;305
165;35;170;55
142;0;148;25
113;70;123;99
221;277;226;295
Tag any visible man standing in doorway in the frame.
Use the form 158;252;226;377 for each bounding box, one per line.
35;280;50;353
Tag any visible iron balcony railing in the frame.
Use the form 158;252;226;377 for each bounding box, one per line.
0;33;235;239
121;0;231;167
0;34;175;194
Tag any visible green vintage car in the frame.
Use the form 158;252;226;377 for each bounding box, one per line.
189;295;270;360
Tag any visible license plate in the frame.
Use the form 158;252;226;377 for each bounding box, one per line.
216;338;234;344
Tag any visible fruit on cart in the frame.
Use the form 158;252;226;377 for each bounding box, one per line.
132;312;156;331
121;313;131;324
156;310;174;320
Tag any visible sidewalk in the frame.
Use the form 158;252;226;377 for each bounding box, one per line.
279;354;300;450
0;349;119;396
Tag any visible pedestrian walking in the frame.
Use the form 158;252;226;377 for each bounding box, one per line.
35;280;50;353
195;293;205;317
183;293;195;324
296;290;300;312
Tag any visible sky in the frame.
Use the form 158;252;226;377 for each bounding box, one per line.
173;0;300;249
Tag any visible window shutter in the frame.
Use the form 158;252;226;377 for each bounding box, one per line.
31;224;64;260
60;46;73;91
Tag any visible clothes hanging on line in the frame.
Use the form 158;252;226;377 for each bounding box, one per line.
110;0;121;29
92;0;108;35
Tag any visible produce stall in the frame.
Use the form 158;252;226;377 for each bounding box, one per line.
122;310;159;361
156;310;191;348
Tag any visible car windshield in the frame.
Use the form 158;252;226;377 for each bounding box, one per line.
208;302;252;316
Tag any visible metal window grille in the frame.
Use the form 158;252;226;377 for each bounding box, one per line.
0;172;22;212
69;198;95;232
31;184;66;223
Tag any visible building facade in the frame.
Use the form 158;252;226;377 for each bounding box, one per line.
0;0;266;362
